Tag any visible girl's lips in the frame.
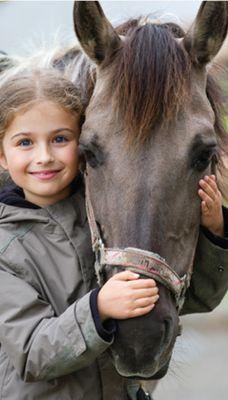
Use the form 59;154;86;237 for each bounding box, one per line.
29;170;61;180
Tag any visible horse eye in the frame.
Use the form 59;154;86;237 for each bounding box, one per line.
79;142;105;168
192;145;217;172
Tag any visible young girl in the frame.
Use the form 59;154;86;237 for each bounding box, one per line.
0;66;227;400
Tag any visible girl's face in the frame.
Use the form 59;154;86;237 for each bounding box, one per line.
0;101;80;207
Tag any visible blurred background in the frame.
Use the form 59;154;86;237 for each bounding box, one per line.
0;1;201;54
0;1;227;399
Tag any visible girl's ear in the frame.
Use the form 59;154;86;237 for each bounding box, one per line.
0;152;8;170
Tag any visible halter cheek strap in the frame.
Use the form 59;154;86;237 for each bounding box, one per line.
85;173;193;311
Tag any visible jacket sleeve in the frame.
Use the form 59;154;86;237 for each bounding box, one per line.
0;269;113;382
181;229;228;315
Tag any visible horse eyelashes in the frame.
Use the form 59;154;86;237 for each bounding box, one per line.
191;146;218;172
79;143;106;168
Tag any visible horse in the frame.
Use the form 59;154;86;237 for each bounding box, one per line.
0;0;227;393
71;0;228;381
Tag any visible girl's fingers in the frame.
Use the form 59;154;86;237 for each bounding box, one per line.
201;201;210;216
112;270;140;281
198;189;214;208
205;175;216;184
200;175;221;198
201;201;208;211
199;179;216;199
131;304;155;318
131;287;159;298
134;295;159;307
198;188;204;200
111;272;157;289
206;176;219;193
129;278;156;289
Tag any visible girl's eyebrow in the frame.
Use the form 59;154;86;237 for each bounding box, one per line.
11;132;31;140
11;128;76;140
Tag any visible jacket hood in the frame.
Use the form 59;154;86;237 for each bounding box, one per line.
0;184;40;210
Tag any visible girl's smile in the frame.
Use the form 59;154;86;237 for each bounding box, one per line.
29;169;62;181
0;100;80;207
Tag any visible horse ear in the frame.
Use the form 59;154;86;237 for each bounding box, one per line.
183;1;228;65
73;1;121;66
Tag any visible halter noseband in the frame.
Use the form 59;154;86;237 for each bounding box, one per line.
85;174;193;311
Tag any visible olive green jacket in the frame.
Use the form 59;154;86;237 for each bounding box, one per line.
182;230;227;315
0;187;227;399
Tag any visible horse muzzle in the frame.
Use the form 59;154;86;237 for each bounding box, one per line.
109;285;179;379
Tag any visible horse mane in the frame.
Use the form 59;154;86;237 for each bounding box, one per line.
105;19;191;143
206;71;228;200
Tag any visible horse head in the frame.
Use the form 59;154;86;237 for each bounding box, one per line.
74;1;228;379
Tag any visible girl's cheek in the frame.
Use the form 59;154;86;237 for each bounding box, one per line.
9;150;34;171
62;144;79;163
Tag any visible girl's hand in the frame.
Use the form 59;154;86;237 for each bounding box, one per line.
198;175;224;237
97;270;159;321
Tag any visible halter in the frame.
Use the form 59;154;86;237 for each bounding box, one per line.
85;174;193;311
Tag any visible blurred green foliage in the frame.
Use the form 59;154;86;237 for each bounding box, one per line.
224;116;228;131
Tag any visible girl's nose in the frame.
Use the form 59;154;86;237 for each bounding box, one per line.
36;145;54;164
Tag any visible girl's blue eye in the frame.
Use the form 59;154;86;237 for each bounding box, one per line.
53;135;68;143
19;139;32;147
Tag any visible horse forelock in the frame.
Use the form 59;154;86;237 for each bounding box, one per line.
104;21;191;143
